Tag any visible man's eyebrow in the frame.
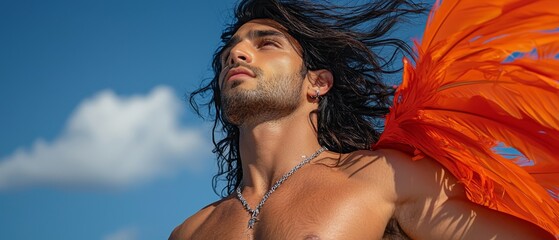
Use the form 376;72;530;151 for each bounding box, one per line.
251;29;286;39
221;29;288;58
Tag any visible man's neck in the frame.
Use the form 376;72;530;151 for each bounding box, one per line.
238;108;322;195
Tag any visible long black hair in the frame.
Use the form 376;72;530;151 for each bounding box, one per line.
190;0;427;197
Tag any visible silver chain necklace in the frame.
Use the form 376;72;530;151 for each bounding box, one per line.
236;146;327;229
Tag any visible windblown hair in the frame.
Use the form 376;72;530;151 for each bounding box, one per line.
190;0;426;197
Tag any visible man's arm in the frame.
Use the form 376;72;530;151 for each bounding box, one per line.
381;149;555;239
397;195;554;239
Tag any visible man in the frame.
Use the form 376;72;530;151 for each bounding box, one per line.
170;0;556;239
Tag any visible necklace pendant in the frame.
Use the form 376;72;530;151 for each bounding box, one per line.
248;209;259;229
248;217;256;229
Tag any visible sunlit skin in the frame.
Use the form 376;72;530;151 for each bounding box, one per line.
170;20;554;240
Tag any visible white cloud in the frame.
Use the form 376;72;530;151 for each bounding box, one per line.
0;86;211;189
103;226;138;240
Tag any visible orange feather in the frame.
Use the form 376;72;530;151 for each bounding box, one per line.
375;0;559;236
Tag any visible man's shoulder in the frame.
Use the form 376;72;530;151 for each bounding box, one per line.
339;148;466;199
339;148;413;166
335;148;412;179
328;149;410;200
168;197;229;240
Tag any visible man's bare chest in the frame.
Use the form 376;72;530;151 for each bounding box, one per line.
190;183;394;240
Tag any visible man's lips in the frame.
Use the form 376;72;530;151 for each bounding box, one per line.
225;67;256;82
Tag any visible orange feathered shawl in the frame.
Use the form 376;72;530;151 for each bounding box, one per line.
374;0;559;236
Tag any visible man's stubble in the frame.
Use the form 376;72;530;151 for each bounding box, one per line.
221;64;306;126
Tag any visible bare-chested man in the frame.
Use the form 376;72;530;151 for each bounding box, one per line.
170;0;555;239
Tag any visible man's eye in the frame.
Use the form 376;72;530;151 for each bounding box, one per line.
260;39;280;48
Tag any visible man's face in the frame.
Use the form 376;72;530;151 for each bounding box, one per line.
219;19;307;125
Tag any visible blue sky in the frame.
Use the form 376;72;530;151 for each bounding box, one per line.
0;1;428;239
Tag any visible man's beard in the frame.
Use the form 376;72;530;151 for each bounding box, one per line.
221;65;305;126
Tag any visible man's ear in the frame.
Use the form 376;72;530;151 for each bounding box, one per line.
306;69;333;99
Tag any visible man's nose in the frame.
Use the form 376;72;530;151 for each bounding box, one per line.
229;44;253;65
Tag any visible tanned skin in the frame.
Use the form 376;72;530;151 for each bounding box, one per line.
170;20;554;240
